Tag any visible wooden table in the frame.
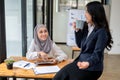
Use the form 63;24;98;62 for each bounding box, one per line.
0;57;70;79
72;46;81;59
0;63;14;77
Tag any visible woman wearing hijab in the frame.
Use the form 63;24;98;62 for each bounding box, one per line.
26;24;67;63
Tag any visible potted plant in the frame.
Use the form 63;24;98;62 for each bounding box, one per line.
4;58;15;69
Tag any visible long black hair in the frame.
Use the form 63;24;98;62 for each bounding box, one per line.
86;1;113;50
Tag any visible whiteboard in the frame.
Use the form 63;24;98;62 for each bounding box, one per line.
67;9;86;46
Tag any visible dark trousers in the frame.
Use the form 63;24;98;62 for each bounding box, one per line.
53;61;102;80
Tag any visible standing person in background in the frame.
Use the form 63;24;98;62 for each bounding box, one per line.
26;24;68;63
53;1;113;80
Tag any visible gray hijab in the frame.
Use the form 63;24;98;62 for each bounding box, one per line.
34;24;53;53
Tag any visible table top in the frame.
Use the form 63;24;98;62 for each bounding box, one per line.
72;46;81;50
0;63;14;77
0;57;70;79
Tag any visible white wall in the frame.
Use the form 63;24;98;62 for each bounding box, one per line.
53;12;68;43
53;0;68;43
108;0;120;54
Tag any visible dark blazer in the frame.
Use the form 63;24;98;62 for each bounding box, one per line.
75;23;108;71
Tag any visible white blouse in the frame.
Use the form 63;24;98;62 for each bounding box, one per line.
87;23;94;37
26;40;68;62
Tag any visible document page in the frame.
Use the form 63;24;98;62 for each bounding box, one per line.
33;65;60;74
13;60;36;69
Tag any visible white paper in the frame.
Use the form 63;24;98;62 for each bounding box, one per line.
33;65;60;74
67;9;86;46
13;60;36;69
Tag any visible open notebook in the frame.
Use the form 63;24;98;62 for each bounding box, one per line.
13;60;36;69
33;65;60;74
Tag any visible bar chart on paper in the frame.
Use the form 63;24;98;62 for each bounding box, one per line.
67;9;86;46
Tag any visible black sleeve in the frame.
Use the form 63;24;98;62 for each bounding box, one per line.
75;30;83;48
75;22;88;48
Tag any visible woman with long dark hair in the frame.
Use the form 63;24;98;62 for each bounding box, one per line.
53;1;113;80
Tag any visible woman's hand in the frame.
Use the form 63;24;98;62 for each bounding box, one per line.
72;22;80;31
77;61;89;69
49;58;58;64
38;51;48;61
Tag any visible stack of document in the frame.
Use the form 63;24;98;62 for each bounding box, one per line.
33;65;60;74
13;60;36;69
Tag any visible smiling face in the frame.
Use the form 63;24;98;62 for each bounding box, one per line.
37;27;48;41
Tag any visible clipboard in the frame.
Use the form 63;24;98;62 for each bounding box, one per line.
35;60;56;65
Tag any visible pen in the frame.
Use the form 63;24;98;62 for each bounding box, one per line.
24;63;30;67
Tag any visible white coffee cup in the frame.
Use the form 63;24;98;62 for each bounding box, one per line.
76;20;84;29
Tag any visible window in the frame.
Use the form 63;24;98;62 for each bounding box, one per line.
56;0;101;12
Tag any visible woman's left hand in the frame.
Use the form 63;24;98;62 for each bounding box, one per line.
49;59;58;64
77;61;89;69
